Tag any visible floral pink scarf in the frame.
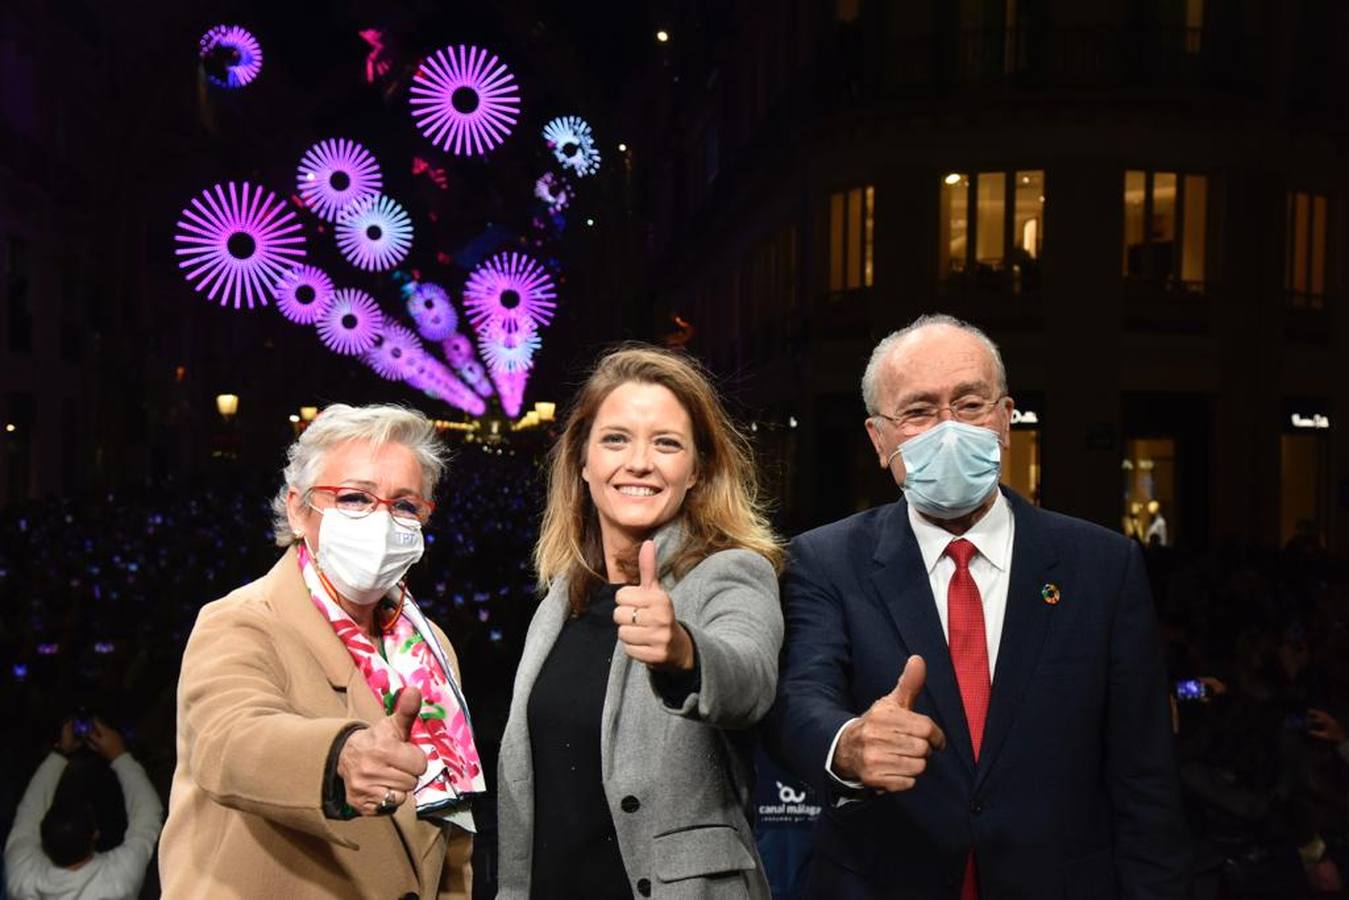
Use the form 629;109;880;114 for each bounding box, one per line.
297;544;485;812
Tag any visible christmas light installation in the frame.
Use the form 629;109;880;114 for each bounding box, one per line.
492;368;529;418
462;251;557;335
174;181;306;310
533;172;570;212
458;360;494;397
542;116;601;177
335;194;412;271
407;282;458;341
441;333;474;367
477;321;541;374
317;288;384;355
274;265;334;324
364;323;424;381
297;139;383;222
199;25;263;88
409;45;520;156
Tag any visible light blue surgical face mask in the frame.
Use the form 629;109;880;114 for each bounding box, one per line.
891;420;1002;519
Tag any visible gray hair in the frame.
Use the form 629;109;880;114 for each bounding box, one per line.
860;313;1008;415
269;403;449;547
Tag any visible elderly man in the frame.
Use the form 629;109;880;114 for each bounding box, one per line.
767;314;1188;898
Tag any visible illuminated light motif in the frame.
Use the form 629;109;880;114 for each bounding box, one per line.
174;181;306;310
411;157;449;190
364;323;425;380
200;25;263;88
492;368;529;418
409;45;520;156
441;333;474;367
542;116;601;177
317;288;385;355
335;194;412;271
358;29;392;83
297;139;383;222
407;283;458;341
462;251;557;335
477;321;541;374
274;265;335;324
533;172;570;212
458;360;493;397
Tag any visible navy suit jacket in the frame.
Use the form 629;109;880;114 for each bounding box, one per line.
765;488;1189;899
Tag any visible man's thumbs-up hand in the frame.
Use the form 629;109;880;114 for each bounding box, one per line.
832;654;947;793
337;686;429;816
614;540;695;671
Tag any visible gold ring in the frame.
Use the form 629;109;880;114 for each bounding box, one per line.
631;607;639;626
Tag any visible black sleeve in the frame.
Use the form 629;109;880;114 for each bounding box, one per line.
321;723;368;820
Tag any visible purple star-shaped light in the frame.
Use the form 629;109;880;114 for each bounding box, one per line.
199;25;263;88
441;332;474;367
409;44;520;156
407;282;458;341
174;181;306;310
462;251;557;334
274;265;334;324
458;360;494;397
542;116;601;177
317;288;384;355
297;139;383;222
364;322;425;381
335;194;412;271
492;368;529;418
477;320;541;374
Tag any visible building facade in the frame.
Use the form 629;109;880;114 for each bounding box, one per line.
619;0;1349;551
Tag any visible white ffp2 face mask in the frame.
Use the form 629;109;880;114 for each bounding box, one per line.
312;509;424;605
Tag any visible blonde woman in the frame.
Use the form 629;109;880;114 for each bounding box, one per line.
497;346;785;899
159;404;481;898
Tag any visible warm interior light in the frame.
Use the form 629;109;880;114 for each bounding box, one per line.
617;142;628;152
534;401;556;422
288;414;300;423
299;406;318;421
944;173;962;186
215;394;239;418
655;29;670;43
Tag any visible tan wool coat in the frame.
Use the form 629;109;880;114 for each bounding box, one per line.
158;546;473;899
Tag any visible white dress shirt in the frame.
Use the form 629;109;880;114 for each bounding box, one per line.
4;752;164;900
825;492;1016;787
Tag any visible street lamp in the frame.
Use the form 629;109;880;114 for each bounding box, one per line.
215;394;239;421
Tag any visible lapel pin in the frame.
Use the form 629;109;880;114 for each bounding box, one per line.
1041;583;1061;606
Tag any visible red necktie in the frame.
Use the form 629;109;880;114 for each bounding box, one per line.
946;538;991;900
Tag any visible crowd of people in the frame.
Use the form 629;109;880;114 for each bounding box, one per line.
0;420;1346;897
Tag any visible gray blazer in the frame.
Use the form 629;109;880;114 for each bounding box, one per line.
496;525;782;899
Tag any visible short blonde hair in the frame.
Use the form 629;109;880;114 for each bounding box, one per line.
269;403;449;546
534;345;784;612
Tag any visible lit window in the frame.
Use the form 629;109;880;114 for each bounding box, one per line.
1121;170;1207;290
828;186;874;294
939;170;1044;292
1286;190;1328;309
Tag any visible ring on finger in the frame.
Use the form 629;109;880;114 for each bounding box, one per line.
630;607;639;626
376;788;398;813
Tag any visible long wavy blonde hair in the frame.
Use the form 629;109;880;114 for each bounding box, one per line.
535;345;785;613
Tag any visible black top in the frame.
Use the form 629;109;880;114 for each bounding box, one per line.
527;584;631;899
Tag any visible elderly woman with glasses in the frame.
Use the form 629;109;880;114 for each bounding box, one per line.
159;404;482;899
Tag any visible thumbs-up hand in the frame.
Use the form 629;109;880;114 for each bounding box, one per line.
336;686;429;816
832;655;947;793
613;540;695;671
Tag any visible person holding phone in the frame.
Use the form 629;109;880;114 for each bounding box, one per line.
4;719;162;900
158;404;482;898
497;346;785;899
